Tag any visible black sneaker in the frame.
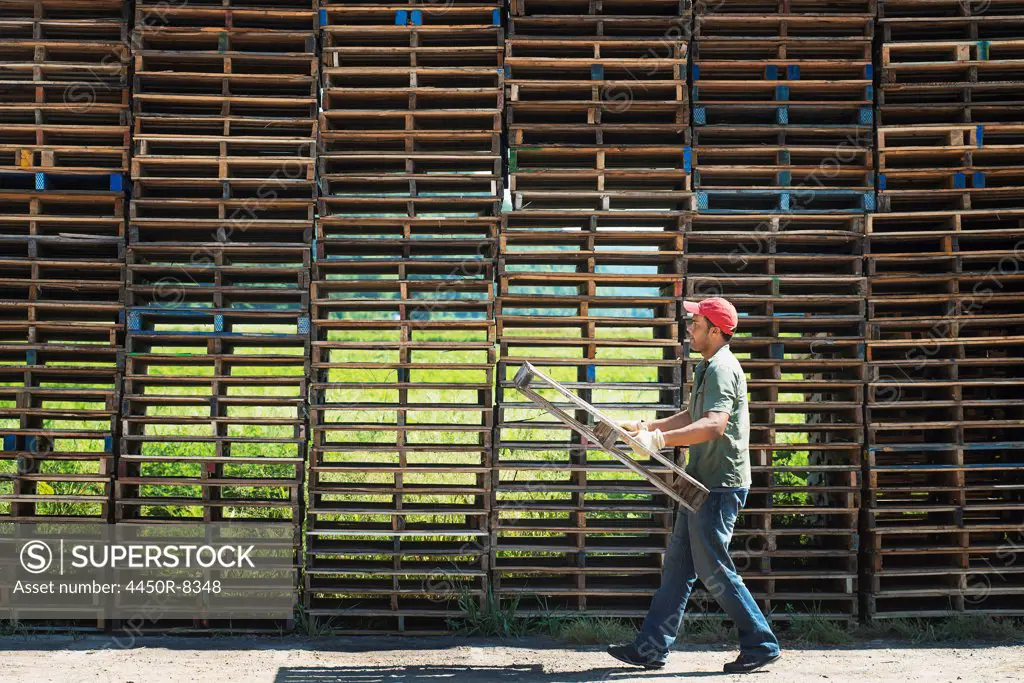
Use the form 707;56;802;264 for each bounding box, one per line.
606;642;667;670
723;652;781;674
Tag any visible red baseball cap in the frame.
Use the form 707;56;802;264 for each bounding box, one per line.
684;297;739;335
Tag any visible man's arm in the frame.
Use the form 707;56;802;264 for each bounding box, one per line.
662;410;728;448
646;409;693;433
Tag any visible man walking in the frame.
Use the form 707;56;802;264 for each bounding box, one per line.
606;297;781;674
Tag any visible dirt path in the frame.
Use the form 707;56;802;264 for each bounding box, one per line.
1;635;1021;683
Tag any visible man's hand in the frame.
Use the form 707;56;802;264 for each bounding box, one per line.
630;428;665;456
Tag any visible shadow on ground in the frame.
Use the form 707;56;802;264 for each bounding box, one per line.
272;665;724;682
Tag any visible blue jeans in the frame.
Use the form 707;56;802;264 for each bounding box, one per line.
634;487;780;661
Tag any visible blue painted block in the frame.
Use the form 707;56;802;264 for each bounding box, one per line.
319;9;327;26
492;8;501;25
35;172;46;191
395;9;408;25
786;64;800;80
585;365;596;382
776;106;788;125
693;106;706;125
691;63;701;80
973;171;986;188
312;237;318;262
25;436;37;453
954;172;967;189
504;63;511;78
878;174;886;190
2;435;15;451
26;349;37;365
692;86;699;102
779;193;791;211
775;85;789;101
778;149;791;165
858;107;872;125
127;310;141;331
770;343;785;360
778;170;792;185
591;64;604;80
104;436;113;453
864;64;873;79
214;314;225;332
696;191;709;211
976;125;984;148
978;40;990;60
411;10;422;25
864;193;876;211
683;146;692;173
765;64;778;80
109;173;124;192
865;84;874;100
298;316;311;335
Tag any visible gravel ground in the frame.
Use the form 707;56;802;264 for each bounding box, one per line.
1;635;1021;683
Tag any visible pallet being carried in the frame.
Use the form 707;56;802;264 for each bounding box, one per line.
512;361;708;512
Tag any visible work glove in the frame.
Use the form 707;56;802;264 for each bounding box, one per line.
630;428;665;457
618;419;647;434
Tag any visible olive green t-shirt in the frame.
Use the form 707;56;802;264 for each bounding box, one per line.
684;344;751;489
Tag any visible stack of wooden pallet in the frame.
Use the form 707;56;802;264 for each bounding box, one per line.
684;0;875;623
683;214;865;623
691;0;875;214
0;0;129;631
0;0;129;531
865;0;1024;620
117;0;318;631
305;0;502;634
496;0;689;618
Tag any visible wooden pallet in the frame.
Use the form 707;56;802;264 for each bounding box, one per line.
126;245;310;311
880;14;1024;44
323;25;503;57
316;216;498;255
0;127;129;174
878;123;1024;170
128;218;313;246
131;196;315;223
0;170;125;193
695;13;874;40
685;212;865;236
693;149;873;191
0;362;118;521
509;15;686;38
134;2;316;32
878;185;1024;212
511;0;688;17
322;39;503;69
322;3;502;27
694;37;872;62
118;325;308;523
867;207;1024;236
695;188;874;213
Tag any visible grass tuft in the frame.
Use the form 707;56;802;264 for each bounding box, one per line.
786;614;853;645
553;617;635;644
683;617;735;644
855;616;1024;644
448;587;538;638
